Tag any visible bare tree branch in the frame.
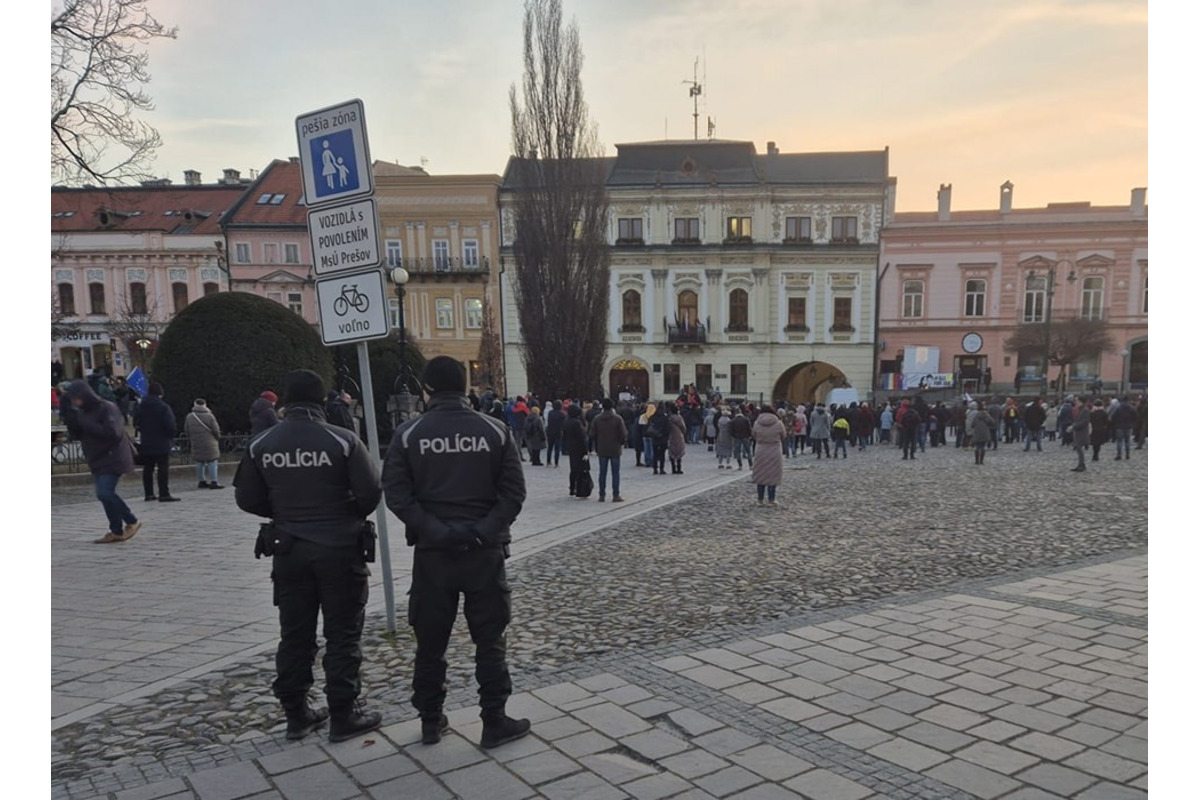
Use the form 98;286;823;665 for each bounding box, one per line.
107;288;162;368
1004;317;1116;387
51;0;177;185
476;296;506;397
509;0;610;399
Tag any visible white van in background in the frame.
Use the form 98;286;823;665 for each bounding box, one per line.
825;388;861;407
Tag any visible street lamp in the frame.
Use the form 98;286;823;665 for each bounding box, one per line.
387;266;418;428
1027;263;1075;399
135;338;152;368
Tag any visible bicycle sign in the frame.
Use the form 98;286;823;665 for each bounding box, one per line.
315;269;391;345
333;283;370;316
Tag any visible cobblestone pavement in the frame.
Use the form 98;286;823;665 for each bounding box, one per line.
51;440;1148;798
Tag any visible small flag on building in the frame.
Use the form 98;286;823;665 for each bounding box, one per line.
126;366;148;397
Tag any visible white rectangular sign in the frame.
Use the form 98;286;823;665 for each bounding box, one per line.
295;99;374;208
315;268;392;346
309;197;382;276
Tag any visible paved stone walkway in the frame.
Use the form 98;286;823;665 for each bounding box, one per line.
51;440;1148;799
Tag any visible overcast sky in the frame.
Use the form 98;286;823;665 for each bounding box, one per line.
135;0;1147;212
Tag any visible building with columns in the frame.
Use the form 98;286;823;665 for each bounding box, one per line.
499;139;892;403
373;162;502;387
51;181;248;379
878;183;1148;396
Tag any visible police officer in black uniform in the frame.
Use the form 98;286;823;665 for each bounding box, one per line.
382;356;529;748
234;369;383;742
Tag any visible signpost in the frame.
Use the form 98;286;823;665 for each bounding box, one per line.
296;98;399;633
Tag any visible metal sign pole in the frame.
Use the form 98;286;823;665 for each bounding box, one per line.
355;340;397;634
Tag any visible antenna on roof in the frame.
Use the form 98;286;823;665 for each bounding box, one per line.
682;57;702;140
707;116;716;141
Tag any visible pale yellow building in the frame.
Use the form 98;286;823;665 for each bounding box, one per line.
373;163;502;389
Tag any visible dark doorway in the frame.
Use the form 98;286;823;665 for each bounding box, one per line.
610;361;649;401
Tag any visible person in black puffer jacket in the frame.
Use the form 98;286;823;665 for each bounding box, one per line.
61;380;141;543
133;382;179;502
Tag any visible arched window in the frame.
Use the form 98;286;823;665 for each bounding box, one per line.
728;288;749;331
964;279;986;317
1023;277;1046;323
677;290;698;327
902;280;924;318
1080;276;1104;320
129;282;148;314
621;289;642;330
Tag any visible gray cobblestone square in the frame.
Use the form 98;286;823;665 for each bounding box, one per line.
728;744;814;782
270;763;359;800
783;768;874;800
926;759;1021;799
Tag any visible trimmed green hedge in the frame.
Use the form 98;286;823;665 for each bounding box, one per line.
152;292;334;433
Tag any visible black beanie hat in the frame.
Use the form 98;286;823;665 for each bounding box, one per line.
148;382;164;397
283;369;325;405
422;356;467;394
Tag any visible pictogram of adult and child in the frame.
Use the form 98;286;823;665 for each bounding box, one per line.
311;130;360;197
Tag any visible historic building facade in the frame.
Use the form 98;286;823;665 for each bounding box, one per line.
499;140;892;403
222;159;315;324
51;180;248;379
879;183;1148;396
374;163;502;387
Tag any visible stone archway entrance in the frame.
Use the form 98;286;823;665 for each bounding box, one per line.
609;358;649;401
773;361;849;405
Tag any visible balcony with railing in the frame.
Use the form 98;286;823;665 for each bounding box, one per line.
666;320;707;345
390;256;490;278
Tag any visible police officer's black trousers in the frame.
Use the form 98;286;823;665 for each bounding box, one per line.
272;539;369;713
409;548;512;719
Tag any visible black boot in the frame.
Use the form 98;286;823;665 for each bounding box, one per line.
283;703;329;741
421;713;450;745
480;711;531;749
328;702;381;743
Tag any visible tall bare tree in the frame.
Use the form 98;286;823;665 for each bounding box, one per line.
476;296;505;396
1004;317;1115;394
107;290;161;368
51;0;177;184
508;0;609;400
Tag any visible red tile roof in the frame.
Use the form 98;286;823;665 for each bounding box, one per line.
221;160;308;227
50;185;248;235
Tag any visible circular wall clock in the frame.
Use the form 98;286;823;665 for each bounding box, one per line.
962;332;983;353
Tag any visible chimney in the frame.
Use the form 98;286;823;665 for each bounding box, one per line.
288;156;299;164
1000;180;1013;214
766;141;778;156
222;168;240;184
527;148;537;160
184;170;201;186
1131;187;1146;216
140;178;172;187
937;183;952;221
885;177;897;226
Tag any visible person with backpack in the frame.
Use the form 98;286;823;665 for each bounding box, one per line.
524;406;547;466
831;413;851;459
185;398;224;489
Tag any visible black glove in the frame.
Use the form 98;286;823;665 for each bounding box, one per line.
445;521;487;551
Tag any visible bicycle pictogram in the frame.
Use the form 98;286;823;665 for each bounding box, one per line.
333;283;370;316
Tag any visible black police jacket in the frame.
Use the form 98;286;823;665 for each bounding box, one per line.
233;404;382;547
382;393;526;551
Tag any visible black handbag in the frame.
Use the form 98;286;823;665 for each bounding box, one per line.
130;436;145;467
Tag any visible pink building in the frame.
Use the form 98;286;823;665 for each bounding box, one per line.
51;182;248;379
879;183;1148;397
222;159;317;325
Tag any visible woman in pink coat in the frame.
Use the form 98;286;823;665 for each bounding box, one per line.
751;404;788;506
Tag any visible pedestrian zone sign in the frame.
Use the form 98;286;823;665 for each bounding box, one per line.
315;268;391;346
295;99;374;208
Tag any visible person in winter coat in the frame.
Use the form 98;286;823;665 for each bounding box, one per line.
489;399;507;426
1057;399;1075;446
1071;397;1092;472
647;403;672;475
60;380;141;543
133;381;179;502
897;400;921;460
524;406;547;466
667;404;687;474
250;390;280;435
714;408;734;468
324;391;356;434
879;404;893;444
1089;401;1110;462
1023;398;1048;452
968;401;998;465
562;404;589;497
511;397;530;462
1109;396;1137;460
185;398;224;489
808;404;832;458
751;404;787;506
704;407;718;447
545;400;566;468
791;406;807;456
731;408;754;470
589;398;627;501
831;413;851;459
638;403;657;469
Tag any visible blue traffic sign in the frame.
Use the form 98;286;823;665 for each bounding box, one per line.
295;99;374;208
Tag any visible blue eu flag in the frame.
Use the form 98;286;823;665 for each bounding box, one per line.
127;366;148;397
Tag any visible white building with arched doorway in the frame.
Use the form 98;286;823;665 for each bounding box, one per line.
499;139;893;404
